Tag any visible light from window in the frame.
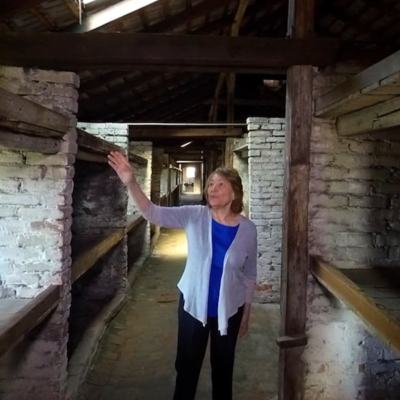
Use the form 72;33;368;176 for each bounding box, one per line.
186;167;196;179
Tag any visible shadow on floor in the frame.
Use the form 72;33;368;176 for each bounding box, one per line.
77;229;279;400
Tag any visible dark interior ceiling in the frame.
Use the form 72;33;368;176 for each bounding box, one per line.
1;0;400;127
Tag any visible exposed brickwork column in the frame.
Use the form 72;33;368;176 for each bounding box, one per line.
0;66;79;400
248;117;285;303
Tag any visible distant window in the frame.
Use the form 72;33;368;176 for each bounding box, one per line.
186;167;196;179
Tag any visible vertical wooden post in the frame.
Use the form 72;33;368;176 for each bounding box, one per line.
167;156;172;207
225;138;235;168
279;1;314;400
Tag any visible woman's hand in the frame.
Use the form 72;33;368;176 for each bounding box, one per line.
239;315;249;338
239;303;251;338
108;151;136;186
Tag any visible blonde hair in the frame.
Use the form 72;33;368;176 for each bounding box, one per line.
204;167;244;214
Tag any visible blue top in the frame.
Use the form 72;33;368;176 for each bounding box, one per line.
207;219;239;317
141;204;257;335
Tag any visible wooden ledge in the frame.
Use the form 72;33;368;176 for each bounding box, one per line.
276;334;307;349
0;285;60;358
127;214;145;234
233;144;248;152
129;151;147;165
0;86;71;134
77;129;147;165
71;229;126;283
311;257;400;355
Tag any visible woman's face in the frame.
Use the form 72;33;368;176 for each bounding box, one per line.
207;174;235;209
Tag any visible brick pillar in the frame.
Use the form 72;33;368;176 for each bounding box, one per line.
127;141;153;264
0;66;79;400
248;117;285;303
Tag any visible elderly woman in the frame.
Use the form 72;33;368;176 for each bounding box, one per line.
108;151;257;400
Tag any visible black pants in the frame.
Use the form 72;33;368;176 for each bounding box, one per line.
173;295;243;400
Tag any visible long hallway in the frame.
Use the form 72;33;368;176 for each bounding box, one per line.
77;229;280;400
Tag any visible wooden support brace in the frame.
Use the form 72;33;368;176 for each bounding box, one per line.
276;334;308;349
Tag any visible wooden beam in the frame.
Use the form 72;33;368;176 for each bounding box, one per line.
316;50;400;117
79;72;162;110
129;128;242;139
0;86;71;134
280;0;314;399
209;0;250;123
77;128;122;154
63;0;81;20
311;257;400;356
337;96;400;136
127;214;145;234
71;230;125;283
112;78;214;122
66;0;159;33
276;334;308;349
0;119;66;138
287;0;314;38
129;151;148;165
78;0;282;95
209;73;226;123
0;285;60;358
224;137;235;167
0;129;61;153
0;33;339;71
204;98;285;107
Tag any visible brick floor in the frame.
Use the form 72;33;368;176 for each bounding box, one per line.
77;229;279;400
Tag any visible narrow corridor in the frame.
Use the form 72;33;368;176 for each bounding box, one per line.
77;229;279;400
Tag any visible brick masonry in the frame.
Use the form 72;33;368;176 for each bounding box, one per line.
248;117;285;304
232;136;249;216
0;66;79;400
127;141;153;267
303;67;400;399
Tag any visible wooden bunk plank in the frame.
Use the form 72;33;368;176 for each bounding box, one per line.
0;119;65;138
337;96;400;136
71;229;125;283
311;258;400;355
76;128;121;155
127;214;145;234
0;129;61;153
0;86;71;133
316;50;400;117
129;151;147;165
0;285;60;358
77;129;143;165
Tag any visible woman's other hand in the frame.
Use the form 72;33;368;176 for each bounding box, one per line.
108;151;136;186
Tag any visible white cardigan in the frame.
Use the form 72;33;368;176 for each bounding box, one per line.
142;203;258;335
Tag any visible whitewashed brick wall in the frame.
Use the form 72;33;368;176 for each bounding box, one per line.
0;66;79;400
128;141;152;258
232;137;249;217
304;67;400;399
248;117;285;303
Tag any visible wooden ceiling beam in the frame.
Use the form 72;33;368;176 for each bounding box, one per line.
65;0;158;33
0;33;339;71
124;81;215;122
129;127;243;139
78;1;288;95
105;75;204;120
79;71;170;110
0;0;45;17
